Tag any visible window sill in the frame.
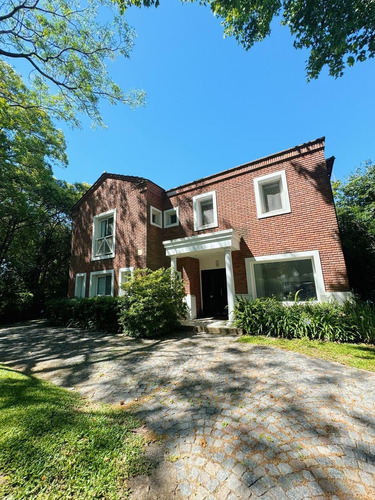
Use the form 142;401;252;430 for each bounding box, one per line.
91;253;115;261
194;222;218;232
257;208;291;219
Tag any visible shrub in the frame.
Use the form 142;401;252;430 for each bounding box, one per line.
118;268;188;338
233;296;375;344
46;296;123;333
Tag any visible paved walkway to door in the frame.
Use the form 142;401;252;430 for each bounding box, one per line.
0;321;374;499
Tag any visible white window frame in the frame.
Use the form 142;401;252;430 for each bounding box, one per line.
254;170;291;219
91;209;116;261
75;273;87;298
164;207;179;228
89;269;115;297
193;191;218;231
118;267;134;296
150;206;162;228
245;250;326;302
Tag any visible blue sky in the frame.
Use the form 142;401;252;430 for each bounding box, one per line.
55;1;374;189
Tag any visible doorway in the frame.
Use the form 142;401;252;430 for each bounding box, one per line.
201;269;228;318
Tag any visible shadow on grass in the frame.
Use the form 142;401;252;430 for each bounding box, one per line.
0;366;150;499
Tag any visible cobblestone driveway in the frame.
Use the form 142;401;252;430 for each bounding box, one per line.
1;321;374;499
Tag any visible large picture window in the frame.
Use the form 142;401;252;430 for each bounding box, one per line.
246;251;325;302
254;259;317;301
92;209;116;261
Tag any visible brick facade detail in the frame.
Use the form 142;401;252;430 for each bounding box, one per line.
69;138;350;313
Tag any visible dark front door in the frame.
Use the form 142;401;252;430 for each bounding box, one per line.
201;269;228;318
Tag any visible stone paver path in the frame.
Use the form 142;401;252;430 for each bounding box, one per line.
1;321;375;499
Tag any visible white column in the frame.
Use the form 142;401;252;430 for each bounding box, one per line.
170;256;177;279
225;249;235;322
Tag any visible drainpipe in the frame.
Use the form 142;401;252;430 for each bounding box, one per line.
225;249;235;322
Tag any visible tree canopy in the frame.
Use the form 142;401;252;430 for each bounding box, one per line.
119;0;375;79
0;62;89;321
333;162;375;299
0;0;145;126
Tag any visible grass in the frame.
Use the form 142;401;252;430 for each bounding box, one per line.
238;335;375;372
0;366;151;499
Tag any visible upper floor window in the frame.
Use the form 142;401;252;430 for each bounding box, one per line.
150;206;162;228
92;209;116;261
164;207;179;228
253;170;291;219
193;191;218;231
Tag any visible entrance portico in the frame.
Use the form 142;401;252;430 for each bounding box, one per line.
163;229;241;321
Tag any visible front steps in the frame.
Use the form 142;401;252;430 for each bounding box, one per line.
180;318;243;336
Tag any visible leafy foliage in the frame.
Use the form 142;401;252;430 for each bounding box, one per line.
234;297;375;344
118;268;188;338
0;367;149;499
120;0;375;79
333;162;375;299
46;296;123;332
0;63;89;323
0;0;145;126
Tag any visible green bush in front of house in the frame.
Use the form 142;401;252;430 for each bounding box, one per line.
118;268;188;338
233;296;375;344
46;296;123;333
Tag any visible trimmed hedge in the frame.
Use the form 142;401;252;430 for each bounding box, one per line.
46;296;122;333
233;297;375;344
46;268;188;338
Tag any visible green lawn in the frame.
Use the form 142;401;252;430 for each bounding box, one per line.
0;366;150;499
238;336;375;372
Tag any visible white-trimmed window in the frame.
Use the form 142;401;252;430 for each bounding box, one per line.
245;251;325;302
164;207;179;228
254;170;291;219
150;206;162;228
193;191;218;231
75;273;86;298
92;209;116;261
118;267;134;296
89;270;114;297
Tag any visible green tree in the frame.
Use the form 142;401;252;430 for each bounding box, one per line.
333;162;375;299
120;0;375;79
0;62;89;321
0;0;145;126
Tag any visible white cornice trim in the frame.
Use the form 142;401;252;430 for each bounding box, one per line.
163;229;241;257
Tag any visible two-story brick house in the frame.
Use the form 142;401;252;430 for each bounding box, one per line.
69;137;351;320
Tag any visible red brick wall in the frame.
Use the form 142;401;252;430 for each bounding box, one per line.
164;140;350;294
68;178;148;297
146;182;170;270
178;257;201;315
69;139;350;301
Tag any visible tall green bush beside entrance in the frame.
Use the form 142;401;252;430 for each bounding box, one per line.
118;268;188;338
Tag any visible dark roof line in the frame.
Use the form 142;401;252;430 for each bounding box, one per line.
71;173;150;211
325;156;335;178
72;137;327;210
166;137;326;194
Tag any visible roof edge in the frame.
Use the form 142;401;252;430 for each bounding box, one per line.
166;137;326;194
71;173;157;212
